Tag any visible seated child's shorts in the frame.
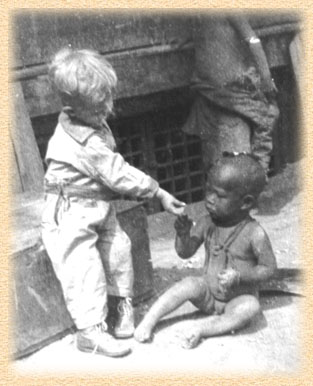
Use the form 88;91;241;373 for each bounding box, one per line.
191;275;259;315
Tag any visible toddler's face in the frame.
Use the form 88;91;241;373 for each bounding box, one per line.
73;96;113;128
205;166;244;224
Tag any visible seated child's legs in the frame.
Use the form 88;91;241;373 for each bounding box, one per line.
180;294;261;349
134;276;213;342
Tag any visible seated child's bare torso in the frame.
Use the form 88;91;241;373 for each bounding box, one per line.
188;213;275;314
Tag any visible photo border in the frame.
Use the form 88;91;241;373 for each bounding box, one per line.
2;1;312;384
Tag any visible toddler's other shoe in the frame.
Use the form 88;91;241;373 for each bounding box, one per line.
114;297;135;339
77;321;131;357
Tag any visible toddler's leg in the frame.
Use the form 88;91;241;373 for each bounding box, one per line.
42;196;132;357
181;294;260;349
134;276;210;343
97;206;134;338
41;195;108;329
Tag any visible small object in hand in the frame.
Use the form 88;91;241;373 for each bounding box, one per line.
174;214;194;235
174;204;186;216
248;36;261;44
218;268;240;293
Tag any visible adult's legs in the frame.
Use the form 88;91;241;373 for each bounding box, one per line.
134;276;211;342
180;294;260;349
218;113;251;156
198;104;251;170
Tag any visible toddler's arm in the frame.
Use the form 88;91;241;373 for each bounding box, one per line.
81;134;185;214
175;215;206;259
156;188;186;216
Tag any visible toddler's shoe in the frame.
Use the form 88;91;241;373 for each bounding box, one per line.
76;321;131;357
114;297;135;339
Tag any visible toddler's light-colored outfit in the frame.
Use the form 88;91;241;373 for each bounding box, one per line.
41;109;159;329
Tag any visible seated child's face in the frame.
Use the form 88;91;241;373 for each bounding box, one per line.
205;164;246;224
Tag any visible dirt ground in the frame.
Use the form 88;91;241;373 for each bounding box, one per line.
13;161;303;377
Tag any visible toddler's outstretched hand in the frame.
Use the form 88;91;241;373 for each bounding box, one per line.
156;188;186;216
174;215;193;236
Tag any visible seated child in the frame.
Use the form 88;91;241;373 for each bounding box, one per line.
134;153;277;348
41;48;185;358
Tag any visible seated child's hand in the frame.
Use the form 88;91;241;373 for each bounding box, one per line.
174;215;193;236
218;268;240;293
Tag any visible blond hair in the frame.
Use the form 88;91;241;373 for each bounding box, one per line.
49;48;117;118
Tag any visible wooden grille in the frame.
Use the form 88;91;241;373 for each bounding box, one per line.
111;105;206;213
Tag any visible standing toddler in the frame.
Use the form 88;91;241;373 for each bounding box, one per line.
41;48;185;357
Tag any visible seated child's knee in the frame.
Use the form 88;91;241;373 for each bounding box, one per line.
246;295;261;317
180;276;209;302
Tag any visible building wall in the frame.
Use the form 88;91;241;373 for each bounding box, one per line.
11;12;301;202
